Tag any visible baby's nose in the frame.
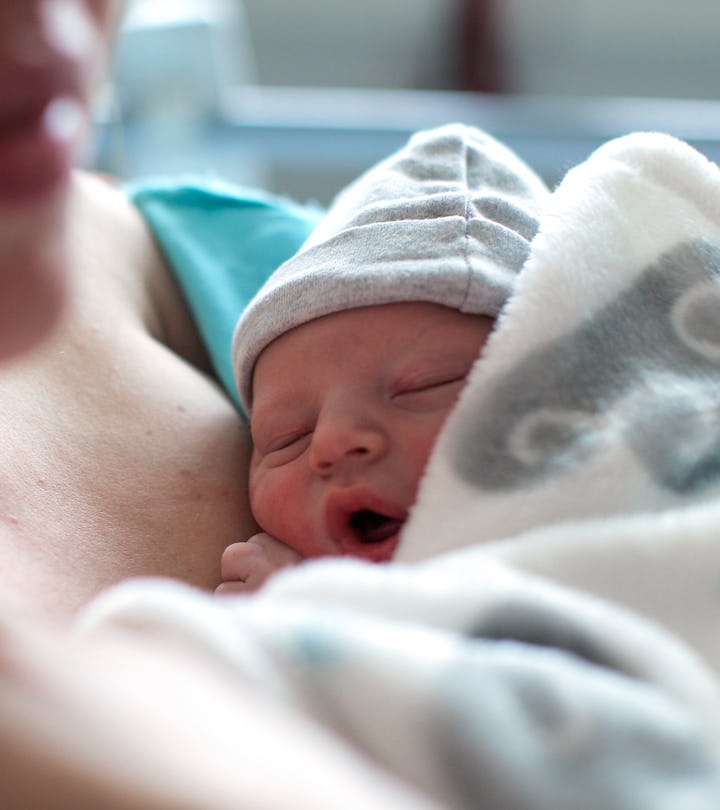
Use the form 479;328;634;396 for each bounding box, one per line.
308;417;387;475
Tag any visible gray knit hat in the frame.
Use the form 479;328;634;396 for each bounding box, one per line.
232;123;549;410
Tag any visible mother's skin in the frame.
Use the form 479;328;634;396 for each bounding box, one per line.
0;173;258;617
0;0;257;619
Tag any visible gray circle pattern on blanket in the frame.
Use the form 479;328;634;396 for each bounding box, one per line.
506;408;598;467
672;281;720;359
450;238;720;494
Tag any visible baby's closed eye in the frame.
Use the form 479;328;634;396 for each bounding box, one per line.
255;428;313;465
391;374;468;411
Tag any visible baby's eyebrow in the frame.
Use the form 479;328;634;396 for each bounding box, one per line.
251;387;301;419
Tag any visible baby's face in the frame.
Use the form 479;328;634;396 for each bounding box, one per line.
249;302;494;562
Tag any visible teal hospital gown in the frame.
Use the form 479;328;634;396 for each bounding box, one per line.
129;177;323;412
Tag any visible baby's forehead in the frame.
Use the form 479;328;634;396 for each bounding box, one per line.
254;302;485;365
249;303;494;410
264;301;489;341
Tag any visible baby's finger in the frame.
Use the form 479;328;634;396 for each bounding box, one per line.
219;541;256;579
214;580;251;596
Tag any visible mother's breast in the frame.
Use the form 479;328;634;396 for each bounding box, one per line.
0;323;256;619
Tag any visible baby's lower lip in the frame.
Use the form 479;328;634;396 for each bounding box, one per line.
338;531;400;563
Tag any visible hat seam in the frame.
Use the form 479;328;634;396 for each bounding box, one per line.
459;135;474;309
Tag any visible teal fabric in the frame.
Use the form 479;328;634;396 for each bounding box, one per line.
128;177;323;411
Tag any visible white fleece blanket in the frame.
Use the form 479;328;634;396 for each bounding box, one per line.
80;133;720;810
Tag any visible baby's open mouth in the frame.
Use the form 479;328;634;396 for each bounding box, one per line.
350;509;404;544
325;488;407;561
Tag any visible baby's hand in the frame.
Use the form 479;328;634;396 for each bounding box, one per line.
215;533;303;595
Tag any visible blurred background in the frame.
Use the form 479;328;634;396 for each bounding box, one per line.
92;0;720;205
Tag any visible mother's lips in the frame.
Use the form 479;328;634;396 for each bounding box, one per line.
0;102;44;139
0;51;87;201
324;487;407;562
0;95;83;202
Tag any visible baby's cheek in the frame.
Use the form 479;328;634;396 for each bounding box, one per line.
249;469;302;540
412;417;449;486
249;468;329;558
247;468;279;527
